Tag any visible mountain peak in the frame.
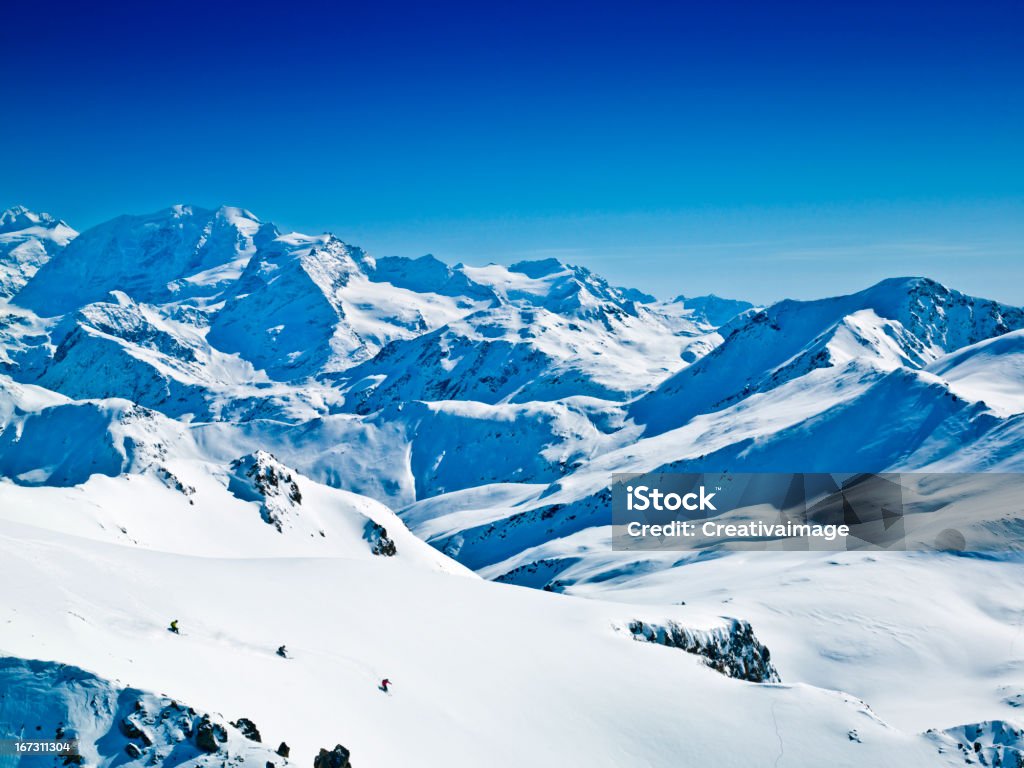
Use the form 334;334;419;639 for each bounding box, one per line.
154;203;261;229
13;204;265;315
0;206;77;299
508;258;570;279
868;275;946;294
0;205;63;233
212;204;262;229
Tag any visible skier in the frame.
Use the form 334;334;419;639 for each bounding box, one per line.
277;645;288;658
379;678;392;693
168;619;179;635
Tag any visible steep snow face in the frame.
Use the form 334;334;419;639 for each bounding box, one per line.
397;398;631;498
207;233;364;379
14;205;262;316
0;206;77;298
0;206;63;233
16;293;270;419
632;276;1024;435
337;306;592;409
932;721;1024;766
927;328;1024;417
184;396;625;509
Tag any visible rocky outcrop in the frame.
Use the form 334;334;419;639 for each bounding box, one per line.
155;465;196;501
364;520;397;556
195;715;228;752
228;451;303;532
626;618;780;683
314;744;353;768
232;717;262;742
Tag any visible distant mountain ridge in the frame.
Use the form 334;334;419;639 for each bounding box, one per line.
1;202;1023;586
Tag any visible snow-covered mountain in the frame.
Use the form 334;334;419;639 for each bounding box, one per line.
2;202;1024;766
15;205;261;315
632;276;1024;435
0;206;77;299
656;292;755;328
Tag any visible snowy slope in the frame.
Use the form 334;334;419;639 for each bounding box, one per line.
405;359;1018;574
0;519;999;768
397;397;628;498
927;328;1024;417
563;549;1024;736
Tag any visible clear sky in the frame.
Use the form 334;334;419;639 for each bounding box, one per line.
2;0;1022;304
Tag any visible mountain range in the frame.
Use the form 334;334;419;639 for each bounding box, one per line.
2;203;1023;767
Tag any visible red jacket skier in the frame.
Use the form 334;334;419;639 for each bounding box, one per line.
380;678;392;692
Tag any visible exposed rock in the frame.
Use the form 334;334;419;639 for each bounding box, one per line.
232;717;262;743
228;451;303;532
314;744;352;768
626;618;779;683
125;742;143;759
119;715;144;739
277;742;290;758
195;715;228;752
155;466;196;499
364;520;397;556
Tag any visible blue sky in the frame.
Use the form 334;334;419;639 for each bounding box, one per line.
2;0;1021;304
